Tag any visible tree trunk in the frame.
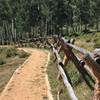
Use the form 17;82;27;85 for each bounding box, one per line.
50;15;53;36
66;24;69;35
12;19;14;43
96;18;99;32
45;17;48;37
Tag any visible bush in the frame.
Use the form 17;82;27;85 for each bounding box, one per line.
0;48;3;54
2;47;17;58
0;57;6;65
17;50;29;58
69;33;79;37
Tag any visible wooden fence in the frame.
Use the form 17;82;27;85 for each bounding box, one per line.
48;36;100;100
15;36;100;100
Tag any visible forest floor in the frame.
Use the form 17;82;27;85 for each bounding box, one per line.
0;48;53;100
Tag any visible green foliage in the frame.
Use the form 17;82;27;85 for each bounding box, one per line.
66;61;82;86
17;50;29;58
0;0;100;41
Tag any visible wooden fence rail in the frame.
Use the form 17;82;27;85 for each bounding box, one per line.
50;43;78;100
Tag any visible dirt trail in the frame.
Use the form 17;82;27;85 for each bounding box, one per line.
0;48;53;100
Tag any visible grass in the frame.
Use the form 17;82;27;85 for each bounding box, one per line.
47;53;93;100
47;32;100;100
76;32;100;50
47;52;71;100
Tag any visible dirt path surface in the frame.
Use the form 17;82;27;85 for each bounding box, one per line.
0;48;53;100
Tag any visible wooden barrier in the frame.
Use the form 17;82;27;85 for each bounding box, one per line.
48;36;100;100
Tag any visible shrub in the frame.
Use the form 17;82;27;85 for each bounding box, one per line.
17;50;29;58
2;47;17;58
0;57;6;65
0;48;3;54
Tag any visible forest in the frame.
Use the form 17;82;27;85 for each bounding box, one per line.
0;0;100;44
0;0;100;100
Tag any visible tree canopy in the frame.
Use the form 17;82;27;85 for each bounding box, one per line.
0;0;100;44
